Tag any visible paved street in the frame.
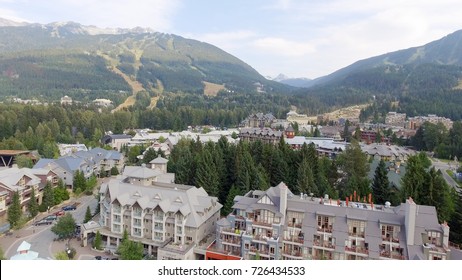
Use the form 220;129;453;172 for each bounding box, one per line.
431;159;461;193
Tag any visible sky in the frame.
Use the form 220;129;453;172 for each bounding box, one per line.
1;0;462;79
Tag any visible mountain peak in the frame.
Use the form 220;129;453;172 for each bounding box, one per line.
273;73;290;82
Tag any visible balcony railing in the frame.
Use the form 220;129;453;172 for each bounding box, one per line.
313;240;335;249
222;228;242;235
345;246;369;255
382;236;400;243
253;220;273;228
380;251;406;260
282;250;303;257
287;222;302;228
317;226;333;233
207;245;241;257
283;236;304;244
222;238;241;245
250;247;269;255
348;232;365;238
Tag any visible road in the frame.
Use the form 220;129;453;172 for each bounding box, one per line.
432;159;461;193
2;192;99;260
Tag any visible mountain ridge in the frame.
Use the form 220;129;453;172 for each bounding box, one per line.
0;18;291;104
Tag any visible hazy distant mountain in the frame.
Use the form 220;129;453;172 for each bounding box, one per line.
0;18;290;104
270;73;313;88
0;18;28;27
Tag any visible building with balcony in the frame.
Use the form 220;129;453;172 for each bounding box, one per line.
0;167;59;227
238;128;283;145
84;165;222;260
209;183;460;260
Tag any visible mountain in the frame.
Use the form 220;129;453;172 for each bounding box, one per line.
0;19;290;105
311;30;462;86
271;73;313;88
296;29;462;120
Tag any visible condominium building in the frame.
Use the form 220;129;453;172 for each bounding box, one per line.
238;128;283;145
84;161;222;260
207;183;459;260
385;112;407;127
407;114;453;130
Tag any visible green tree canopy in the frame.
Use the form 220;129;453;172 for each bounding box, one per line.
51;213;76;240
372;159;390;205
28;187;39;218
118;230;143;260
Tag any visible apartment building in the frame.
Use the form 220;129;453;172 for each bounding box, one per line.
86;162;222;260
238;128;283;145
208;182;458;260
385;112;407;127
0;167;59;226
407;114;453;130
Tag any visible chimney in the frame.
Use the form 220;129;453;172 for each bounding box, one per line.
405;197;417;246
279;182;288;224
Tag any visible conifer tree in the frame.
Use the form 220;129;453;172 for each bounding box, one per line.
28;187;39;218
195;149;220;197
372;159;390;204
93;230;102;250
41;182;55;212
7;191;22;228
84;206;92;223
297;157;317;196
223;185;241;216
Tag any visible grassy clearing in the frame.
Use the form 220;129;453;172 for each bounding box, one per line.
203;81;225;97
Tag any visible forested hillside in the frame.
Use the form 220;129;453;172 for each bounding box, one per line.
296;30;462;120
0;21;291;105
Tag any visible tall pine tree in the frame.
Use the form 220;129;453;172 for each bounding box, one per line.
28;187;39;218
372;159;390;204
7;191;22;228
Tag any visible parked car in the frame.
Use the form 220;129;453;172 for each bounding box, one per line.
62;205;77;211
54;210;65;216
34;219;52;226
44;215;57;221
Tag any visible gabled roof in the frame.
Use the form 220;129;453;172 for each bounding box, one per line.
123;166;163;179
150;155;168;164
103;178;222;228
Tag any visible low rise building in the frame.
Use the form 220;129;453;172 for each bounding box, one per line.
208;183;460;260
0;167;59;226
82;164;222;260
238;128;283;145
